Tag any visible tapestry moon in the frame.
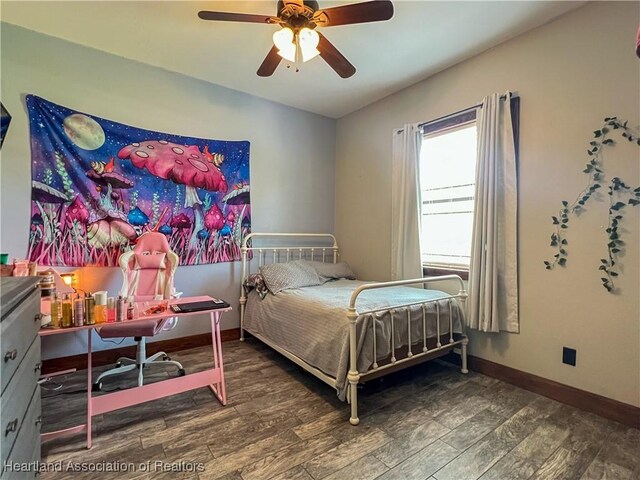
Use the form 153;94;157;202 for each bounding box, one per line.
27;95;251;267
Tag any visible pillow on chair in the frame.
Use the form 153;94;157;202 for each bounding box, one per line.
134;252;166;270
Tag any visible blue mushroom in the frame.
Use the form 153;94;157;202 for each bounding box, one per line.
128;207;149;227
32;213;44;226
159;224;172;235
197;229;210;240
220;225;232;237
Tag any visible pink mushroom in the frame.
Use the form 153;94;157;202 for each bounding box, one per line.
226;210;236;226
118;140;228;248
205;203;225;231
65;195;89;225
170;213;191;229
170;213;192;244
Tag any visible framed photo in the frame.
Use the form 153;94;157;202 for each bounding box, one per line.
0;103;11;149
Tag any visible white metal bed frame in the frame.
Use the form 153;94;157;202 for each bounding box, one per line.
239;233;468;425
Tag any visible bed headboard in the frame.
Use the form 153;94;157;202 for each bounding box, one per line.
240;233;339;285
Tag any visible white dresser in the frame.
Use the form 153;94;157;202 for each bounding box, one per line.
1;277;42;479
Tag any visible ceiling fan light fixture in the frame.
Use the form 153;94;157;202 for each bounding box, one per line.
273;27;296;61
299;27;320;62
277;43;297;62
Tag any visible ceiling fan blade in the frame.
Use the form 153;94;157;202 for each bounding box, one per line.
313;0;393;27
257;46;283;77
198;11;273;24
317;33;356;78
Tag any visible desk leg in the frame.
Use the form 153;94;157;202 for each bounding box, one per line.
87;329;92;449
209;312;227;405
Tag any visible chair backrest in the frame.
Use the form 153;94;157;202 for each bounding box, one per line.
118;232;179;301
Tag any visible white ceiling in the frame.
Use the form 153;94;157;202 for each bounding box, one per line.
1;1;583;118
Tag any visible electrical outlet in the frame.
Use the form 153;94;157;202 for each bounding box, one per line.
562;347;577;366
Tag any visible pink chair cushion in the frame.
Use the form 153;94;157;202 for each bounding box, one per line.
135;252;166;270
98;320;160;338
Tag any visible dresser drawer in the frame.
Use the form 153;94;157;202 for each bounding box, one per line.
1;390;41;480
0;339;40;468
1;292;41;395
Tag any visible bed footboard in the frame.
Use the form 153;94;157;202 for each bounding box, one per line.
346;275;468;426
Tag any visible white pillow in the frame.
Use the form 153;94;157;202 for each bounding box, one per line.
306;260;356;282
259;260;322;294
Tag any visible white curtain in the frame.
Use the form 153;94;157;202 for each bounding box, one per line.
391;124;423;281
468;92;519;333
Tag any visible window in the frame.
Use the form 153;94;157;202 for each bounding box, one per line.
419;113;477;273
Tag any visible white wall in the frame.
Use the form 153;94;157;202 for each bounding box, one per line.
335;2;639;406
0;24;336;360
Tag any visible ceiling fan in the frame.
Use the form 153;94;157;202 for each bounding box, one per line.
198;1;394;78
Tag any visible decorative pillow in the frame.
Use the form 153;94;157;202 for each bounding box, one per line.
135;252;166;270
243;273;269;300
306;260;356;282
259;260;322;294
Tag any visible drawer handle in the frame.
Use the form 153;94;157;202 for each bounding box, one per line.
4;349;17;362
5;419;18;436
34;362;42;373
34;313;43;323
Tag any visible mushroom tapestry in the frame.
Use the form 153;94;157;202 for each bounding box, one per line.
26;95;251;266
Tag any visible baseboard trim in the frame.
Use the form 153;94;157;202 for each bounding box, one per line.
443;352;639;428
41;328;241;374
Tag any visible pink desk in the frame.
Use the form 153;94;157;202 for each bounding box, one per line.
39;295;231;449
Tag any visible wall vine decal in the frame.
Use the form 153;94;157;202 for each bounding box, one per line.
544;117;640;292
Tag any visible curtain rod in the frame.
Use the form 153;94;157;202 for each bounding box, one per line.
417;93;514;129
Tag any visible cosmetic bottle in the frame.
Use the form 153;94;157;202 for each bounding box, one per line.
61;294;73;328
84;294;95;325
50;294;61;328
106;297;116;323
73;295;84;327
116;296;126;322
127;296;135;320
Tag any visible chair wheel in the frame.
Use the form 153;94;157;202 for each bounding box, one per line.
177;368;186;377
115;361;123;368
92;382;102;392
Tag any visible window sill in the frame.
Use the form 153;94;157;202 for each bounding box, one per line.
423;266;469;281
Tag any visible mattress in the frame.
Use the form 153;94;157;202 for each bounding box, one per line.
243;279;464;399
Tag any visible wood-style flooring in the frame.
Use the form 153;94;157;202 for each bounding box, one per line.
41;339;639;480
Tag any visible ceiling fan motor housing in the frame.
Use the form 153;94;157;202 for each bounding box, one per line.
277;1;320;15
277;1;320;29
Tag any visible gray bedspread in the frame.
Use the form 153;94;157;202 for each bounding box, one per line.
243;279;464;400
